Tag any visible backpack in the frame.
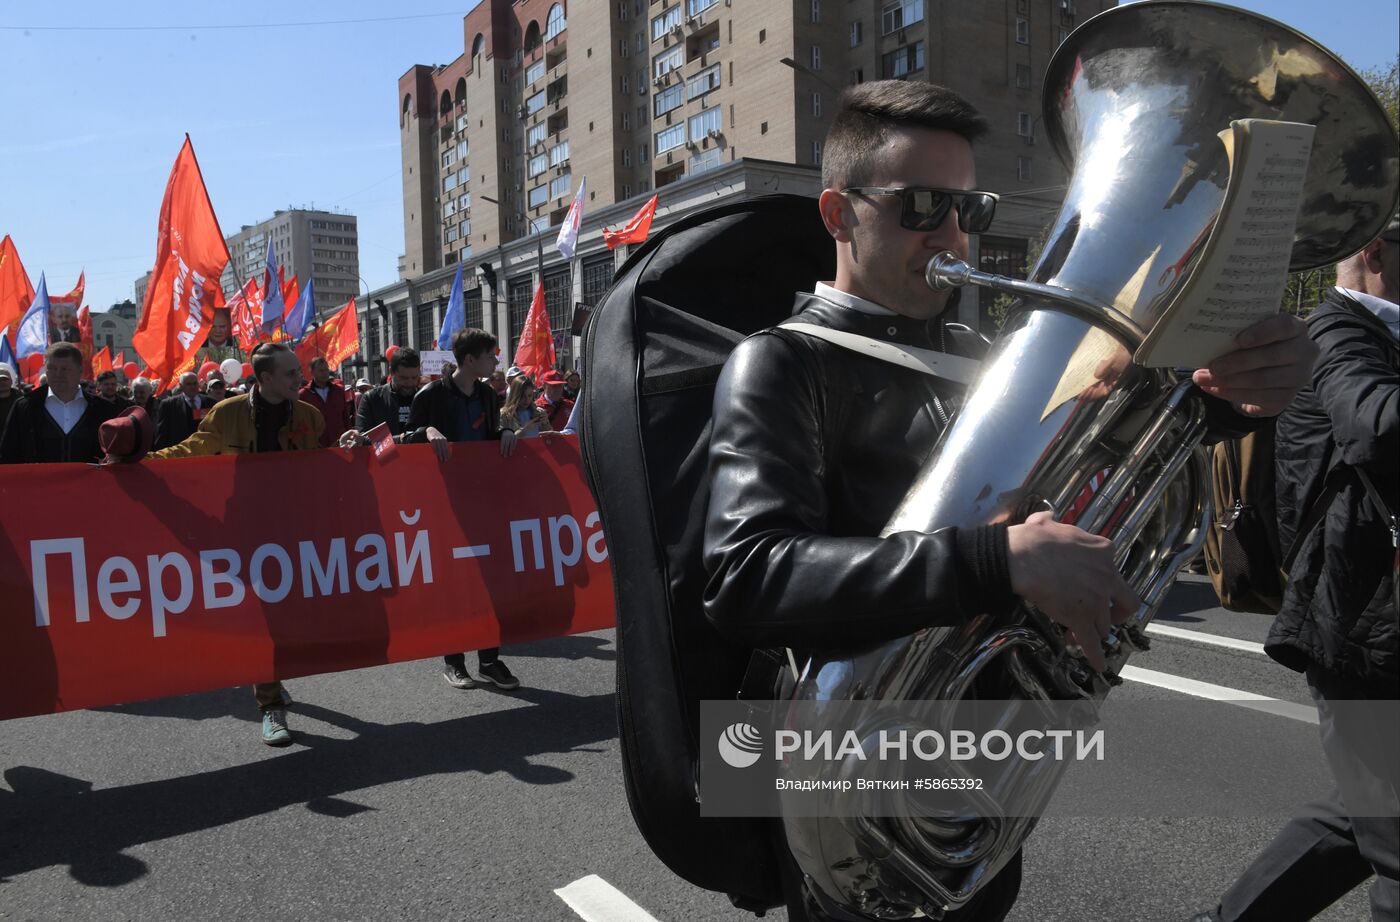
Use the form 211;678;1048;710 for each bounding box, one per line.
579;194;836;913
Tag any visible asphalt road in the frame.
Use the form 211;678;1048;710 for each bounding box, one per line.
0;575;1374;922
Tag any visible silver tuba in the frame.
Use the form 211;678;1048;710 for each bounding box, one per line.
779;2;1399;918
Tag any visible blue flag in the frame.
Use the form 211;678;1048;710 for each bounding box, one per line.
16;273;51;359
438;263;465;350
0;325;16;371
259;240;285;336
284;277;315;342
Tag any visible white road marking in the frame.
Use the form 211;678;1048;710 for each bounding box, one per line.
556;875;662;922
1143;623;1266;655
1119;665;1318;725
451;544;491;559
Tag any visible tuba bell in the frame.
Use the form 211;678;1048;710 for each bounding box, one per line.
777;2;1399;918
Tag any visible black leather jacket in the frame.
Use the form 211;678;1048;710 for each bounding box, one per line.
1268;289;1398;694
703;294;1018;652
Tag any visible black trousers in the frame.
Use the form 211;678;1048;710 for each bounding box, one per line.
1217;667;1399;921
444;647;500;670
772;819;1022;921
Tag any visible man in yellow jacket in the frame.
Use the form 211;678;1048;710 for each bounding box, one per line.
150;342;325;746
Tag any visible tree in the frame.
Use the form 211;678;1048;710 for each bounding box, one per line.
1359;55;1399;134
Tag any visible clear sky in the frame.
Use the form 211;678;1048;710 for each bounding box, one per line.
1;0;1395;313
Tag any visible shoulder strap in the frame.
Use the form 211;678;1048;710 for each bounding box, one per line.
1354;466;1399;550
777;321;981;387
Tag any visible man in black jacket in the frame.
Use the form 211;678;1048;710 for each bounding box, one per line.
349;346;421;442
704;81;1319;922
1202;217;1399;922
153;371;216;450
0;343;121;464
402;328;522;692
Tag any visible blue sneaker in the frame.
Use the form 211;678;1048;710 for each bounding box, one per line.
261;708;292;746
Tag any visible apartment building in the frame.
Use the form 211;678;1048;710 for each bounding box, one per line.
371;0;1111;378
219;209;361;317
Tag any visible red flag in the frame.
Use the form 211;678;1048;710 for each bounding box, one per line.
227;276;263;352
52;271;85;311
77;302;93;348
132;137;230;392
114;350;126;369
513;283;555;383
0;235;36;336
91;346;113;377
281;273;299;315
602;194;658;249
294;298;359;378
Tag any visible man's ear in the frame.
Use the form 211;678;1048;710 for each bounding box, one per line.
818;189;856;243
1361;237;1387;275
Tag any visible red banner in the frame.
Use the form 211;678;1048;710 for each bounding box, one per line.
0;438;614;721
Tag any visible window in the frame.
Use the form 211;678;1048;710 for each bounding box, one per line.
444;198;458;218
1016;64;1031;89
651;6;681;41
527;122;548;146
1016;17;1029;44
526;90;546;114
544;268;572;350
850;67;864;85
619;2;629;19
811;140;823;165
811;92;821;118
978;236;1027;280
688;0;717;14
459;192;471;211
640;143;649;164
528;185;549;208
530;216;551;234
529;153;549;177
622;110;632;130
1059;28;1071;46
442;148;457;168
686;63;721;100
1017;112;1032;137
688;145;722;177
654;45;683;78
526;59;546;84
811;0;820;22
620;38;629;57
551;172;572;199
656;122;685;153
545;4;566;41
582;253;615;308
881;41;925;78
444;172;459;192
622;183;632;198
810;45;821;71
687;105;721;141
621;73;630;94
457;139;469;158
508;276;534;342
455;113;468;132
623;149;632;167
882;0;924;34
655;82;684;115
550;141;570;166
850;20;863;47
446;224;460;243
1018;157;1032;181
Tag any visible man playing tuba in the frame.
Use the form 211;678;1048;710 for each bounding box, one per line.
701;80;1318;921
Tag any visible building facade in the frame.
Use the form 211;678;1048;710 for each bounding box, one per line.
371;0;1112;377
219;209;361;318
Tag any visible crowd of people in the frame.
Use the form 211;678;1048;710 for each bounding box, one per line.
0;325;583;748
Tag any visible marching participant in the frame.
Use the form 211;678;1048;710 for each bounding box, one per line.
147;341;325;746
702;80;1317;921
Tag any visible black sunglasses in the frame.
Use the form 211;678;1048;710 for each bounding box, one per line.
842;186;999;234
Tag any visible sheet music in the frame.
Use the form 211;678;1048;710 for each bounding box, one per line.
1135;119;1314;368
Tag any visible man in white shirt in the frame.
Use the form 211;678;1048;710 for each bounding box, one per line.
0;343;120;464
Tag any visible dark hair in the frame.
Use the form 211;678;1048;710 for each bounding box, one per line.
451;328;497;365
308;356;329;372
44;342;84;367
389;346;421;372
250;342;293;382
96;370;117;382
821;81;988;189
